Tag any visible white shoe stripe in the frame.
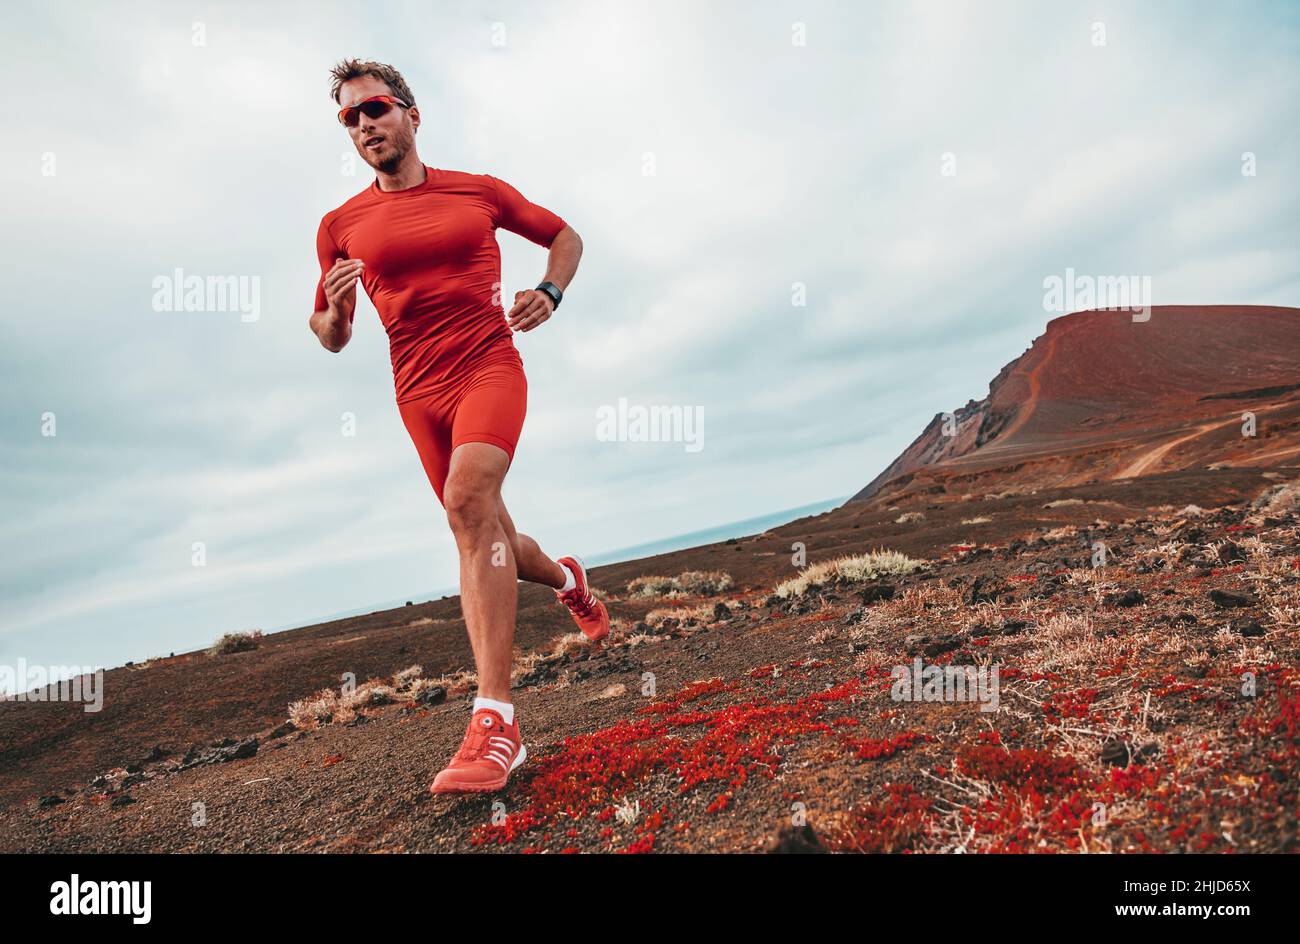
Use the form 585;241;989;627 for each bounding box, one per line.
489;736;515;748
486;753;509;769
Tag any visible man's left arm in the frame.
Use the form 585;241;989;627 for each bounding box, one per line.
488;174;582;333
508;224;582;332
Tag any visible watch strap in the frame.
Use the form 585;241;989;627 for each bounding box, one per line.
536;281;563;310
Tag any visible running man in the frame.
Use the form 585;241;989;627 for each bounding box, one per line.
309;59;610;795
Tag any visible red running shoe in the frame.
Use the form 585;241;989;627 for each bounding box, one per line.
556;555;610;642
429;708;526;795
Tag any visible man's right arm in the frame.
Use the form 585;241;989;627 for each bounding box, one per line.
309;301;354;352
309;218;361;353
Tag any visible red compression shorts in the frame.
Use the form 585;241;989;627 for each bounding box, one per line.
397;357;527;506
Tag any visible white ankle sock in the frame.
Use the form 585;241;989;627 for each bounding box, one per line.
557;562;577;593
473;696;514;725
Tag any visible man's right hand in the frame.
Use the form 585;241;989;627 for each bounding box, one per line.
323;258;365;319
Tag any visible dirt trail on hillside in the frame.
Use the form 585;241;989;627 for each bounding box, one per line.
1117;414;1242;479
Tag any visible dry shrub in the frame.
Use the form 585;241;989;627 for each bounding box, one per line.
678;570;734;594
1062;566;1111;589
393;665;424;689
288;688;339;731
408;678;446;701
429;670;477;699
774;550;923;599
1041;525;1079;541
339;681;395;711
627;570;733;598
872;583;963;621
1257;481;1300;516
644;603;727;628
808;624;840;645
208;629;263;656
627;575;680;598
1026;613;1128;672
288;679;400;730
543;632;590;659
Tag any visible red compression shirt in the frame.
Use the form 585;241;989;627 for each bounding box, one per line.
313;165;567;402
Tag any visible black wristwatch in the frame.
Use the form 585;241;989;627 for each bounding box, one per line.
536;281;563;310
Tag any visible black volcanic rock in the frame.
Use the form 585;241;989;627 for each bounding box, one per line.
765;823;827;854
1234;619;1266;638
1108;589;1144;608
858;582;895;605
1209;589;1258;609
967;575;1004;604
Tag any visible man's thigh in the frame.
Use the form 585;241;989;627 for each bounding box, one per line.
445;441;511;504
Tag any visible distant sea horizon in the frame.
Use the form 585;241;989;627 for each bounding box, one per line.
269;493;851;632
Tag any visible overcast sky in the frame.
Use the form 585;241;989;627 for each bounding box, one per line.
2;0;1297;673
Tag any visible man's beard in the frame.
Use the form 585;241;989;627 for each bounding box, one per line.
365;133;411;175
373;144;406;175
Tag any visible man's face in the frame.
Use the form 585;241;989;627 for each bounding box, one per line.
339;76;419;174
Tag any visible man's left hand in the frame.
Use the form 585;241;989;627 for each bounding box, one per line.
507;289;555;332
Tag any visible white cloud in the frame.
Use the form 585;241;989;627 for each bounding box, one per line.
1;0;1296;670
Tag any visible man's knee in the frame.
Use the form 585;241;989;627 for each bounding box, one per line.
444;478;499;537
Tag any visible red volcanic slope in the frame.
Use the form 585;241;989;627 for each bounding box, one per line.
853;306;1300;504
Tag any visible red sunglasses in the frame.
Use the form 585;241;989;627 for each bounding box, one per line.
337;95;409;127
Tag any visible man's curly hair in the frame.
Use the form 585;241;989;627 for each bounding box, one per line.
328;58;416;106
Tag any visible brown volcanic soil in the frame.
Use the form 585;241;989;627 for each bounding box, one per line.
1;466;1298;853
3;304;1298;852
855;306;1300;505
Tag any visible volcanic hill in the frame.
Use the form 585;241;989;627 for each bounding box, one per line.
854;306;1300;506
